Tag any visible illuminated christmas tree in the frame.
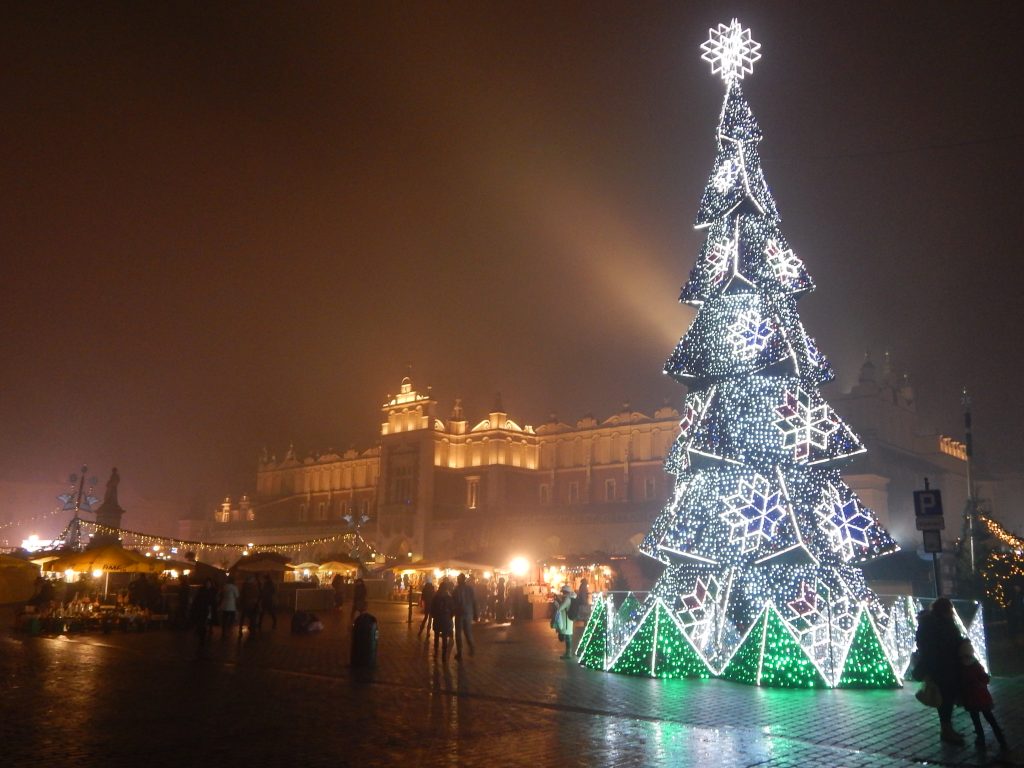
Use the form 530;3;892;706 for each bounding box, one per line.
583;20;903;688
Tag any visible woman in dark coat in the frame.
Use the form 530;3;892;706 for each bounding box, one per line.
429;579;456;663
915;597;965;745
190;579;217;657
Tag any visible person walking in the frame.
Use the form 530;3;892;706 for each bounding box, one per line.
430;579;456;663
258;573;278;630
351;577;368;623
452;573;477;660
239;574;260;637
190;578;216;658
575;578;590;621
218;576;239;639
495;577;508;623
959;640;1008;750
418;575;435;639
331;572;345;610
915;597;966;745
553;584;576;659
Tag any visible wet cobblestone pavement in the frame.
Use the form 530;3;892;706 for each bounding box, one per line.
2;602;1023;767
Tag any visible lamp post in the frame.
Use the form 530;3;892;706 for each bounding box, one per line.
962;388;977;577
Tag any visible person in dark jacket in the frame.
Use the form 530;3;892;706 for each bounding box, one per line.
351;578;368;623
959;640;1007;750
430;579;456;663
239;575;261;637
915;597;965;745
418;576;435;639
190;579;216;658
452;573;477;660
258;574;277;631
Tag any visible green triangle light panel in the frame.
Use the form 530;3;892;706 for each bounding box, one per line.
576;595;610;670
718;605;827;688
838;610;901;689
608;599;709;679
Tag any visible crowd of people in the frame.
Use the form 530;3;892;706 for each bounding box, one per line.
189;573;281;654
413;573;591;664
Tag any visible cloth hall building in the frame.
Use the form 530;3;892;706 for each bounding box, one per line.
180;361;990;572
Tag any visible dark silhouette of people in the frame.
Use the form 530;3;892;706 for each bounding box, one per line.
495;577;507;623
351;577;368;622
331;572;345;609
259;573;277;630
915;598;966;745
239;575;260;637
219;576;239;639
452;573;477;660
430;579;456;663
190;578;216;658
418;576;435;638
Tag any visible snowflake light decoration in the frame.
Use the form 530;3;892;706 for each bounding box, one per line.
706;238;735;284
712;157;742;193
678;575;723;649
805;335;822;366
764;239;803;283
728;309;773;360
788;581;835;676
817;485;872;562
721;474;789;553
774;387;839;461
678;394;707;438
787;581;819;622
701;19;761;82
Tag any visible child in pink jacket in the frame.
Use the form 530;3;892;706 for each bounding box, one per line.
959;640;1007;751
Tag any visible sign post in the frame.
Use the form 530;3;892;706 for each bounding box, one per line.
914;478;945;597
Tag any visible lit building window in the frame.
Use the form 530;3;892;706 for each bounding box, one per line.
605;479;616;502
388;454;416;504
539;484;551;505
318;502;325;520
466;477;480;510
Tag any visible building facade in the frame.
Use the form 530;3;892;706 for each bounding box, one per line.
184;364;999;574
181;376;679;563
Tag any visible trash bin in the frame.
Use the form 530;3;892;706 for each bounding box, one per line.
351;612;378;667
514;593;533;621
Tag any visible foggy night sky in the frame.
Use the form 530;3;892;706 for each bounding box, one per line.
1;2;1022;536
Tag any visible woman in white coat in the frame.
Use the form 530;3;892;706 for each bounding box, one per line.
553;584;576;659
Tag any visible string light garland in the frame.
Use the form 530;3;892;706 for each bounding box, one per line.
70;519;390;561
971;515;1024;609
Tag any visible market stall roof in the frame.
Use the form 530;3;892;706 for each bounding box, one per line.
0;554;40;604
183;559;227;583
290;562;321;570
44;544;165;574
230;552;292;573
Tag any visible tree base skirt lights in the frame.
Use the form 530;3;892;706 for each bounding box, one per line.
577;592;987;690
